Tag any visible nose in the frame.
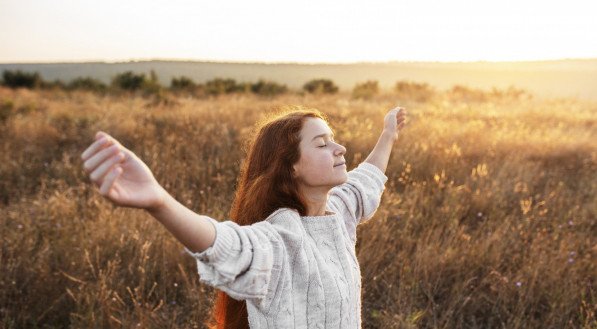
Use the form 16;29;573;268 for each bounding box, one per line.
334;142;346;156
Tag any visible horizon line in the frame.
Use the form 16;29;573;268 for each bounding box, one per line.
1;56;597;66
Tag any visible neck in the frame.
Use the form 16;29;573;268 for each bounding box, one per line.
299;185;331;216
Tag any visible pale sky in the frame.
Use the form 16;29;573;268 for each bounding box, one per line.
1;0;596;63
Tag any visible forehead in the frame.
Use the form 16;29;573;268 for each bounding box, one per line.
300;118;332;139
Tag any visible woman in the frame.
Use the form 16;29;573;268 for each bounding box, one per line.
81;106;407;328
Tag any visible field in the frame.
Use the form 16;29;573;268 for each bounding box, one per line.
0;85;596;328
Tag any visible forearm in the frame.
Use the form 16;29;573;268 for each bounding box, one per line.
146;192;216;253
364;130;396;173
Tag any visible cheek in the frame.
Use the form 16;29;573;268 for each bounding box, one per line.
307;152;333;169
297;152;332;178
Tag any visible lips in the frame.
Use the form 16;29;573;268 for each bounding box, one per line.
334;162;346;167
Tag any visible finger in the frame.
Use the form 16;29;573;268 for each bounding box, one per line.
89;152;125;183
95;131;111;141
83;144;120;174
101;133;125;149
99;166;122;196
81;136;109;161
90;131;124;150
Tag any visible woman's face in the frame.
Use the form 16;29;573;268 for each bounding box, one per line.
292;117;348;188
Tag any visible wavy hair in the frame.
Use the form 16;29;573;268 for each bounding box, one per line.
206;106;328;329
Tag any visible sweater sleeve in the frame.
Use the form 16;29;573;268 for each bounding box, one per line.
327;162;388;243
184;216;285;307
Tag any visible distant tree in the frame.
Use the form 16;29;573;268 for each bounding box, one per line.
352;80;379;99
204;78;241;95
111;70;163;96
111;71;146;91
251;79;287;96
239;82;254;93
448;85;487;102
303;78;338;94
170;76;196;92
149;70;158;83
394;81;435;102
1;70;43;89
142;69;162;95
67;77;108;93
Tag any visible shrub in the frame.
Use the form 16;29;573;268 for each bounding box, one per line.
489;86;532;100
394;80;435;102
68;77;108;93
237;82;253;93
303;79;338;94
111;71;147;91
447;85;531;103
1;70;43;89
204;78;242;96
111;70;163;96
448;85;488;102
0;99;14;123
352;80;379;99
143;70;162;95
41;79;67;90
250;79;287;96
170;76;196;92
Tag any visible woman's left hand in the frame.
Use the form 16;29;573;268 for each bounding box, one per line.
383;106;407;140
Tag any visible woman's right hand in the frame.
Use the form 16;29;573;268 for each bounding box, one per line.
81;131;167;211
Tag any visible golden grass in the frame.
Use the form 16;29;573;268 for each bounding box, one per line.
0;86;595;328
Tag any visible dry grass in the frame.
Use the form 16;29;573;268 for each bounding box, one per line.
0;86;595;328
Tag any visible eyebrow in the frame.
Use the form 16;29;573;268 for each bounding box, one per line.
311;133;334;142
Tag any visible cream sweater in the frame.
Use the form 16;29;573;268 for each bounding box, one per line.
185;162;388;328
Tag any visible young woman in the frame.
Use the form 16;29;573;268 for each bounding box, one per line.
81;106;407;329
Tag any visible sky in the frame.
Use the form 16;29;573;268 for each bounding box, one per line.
1;0;596;64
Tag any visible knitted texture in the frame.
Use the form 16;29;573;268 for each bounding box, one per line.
185;162;388;328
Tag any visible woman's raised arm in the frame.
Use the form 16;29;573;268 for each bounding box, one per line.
364;107;407;173
327;107;406;239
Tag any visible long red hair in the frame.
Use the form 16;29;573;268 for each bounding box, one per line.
205;106;328;329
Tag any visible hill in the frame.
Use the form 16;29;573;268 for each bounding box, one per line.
1;59;596;99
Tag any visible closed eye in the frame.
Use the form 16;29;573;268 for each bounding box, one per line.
318;144;327;148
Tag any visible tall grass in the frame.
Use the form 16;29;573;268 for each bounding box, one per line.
0;86;595;328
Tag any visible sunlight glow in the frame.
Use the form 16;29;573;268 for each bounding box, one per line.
1;0;596;63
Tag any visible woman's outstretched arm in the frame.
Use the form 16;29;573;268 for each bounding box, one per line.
81;131;215;253
364;107;407;173
83;131;285;304
146;193;216;253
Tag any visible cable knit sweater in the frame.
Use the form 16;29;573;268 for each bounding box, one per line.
185;162;388;328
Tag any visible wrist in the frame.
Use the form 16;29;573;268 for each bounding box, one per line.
146;185;170;215
381;129;397;142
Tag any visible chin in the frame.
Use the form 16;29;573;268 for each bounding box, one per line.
334;174;348;186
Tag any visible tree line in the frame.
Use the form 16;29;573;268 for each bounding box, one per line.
0;69;357;97
1;69;530;102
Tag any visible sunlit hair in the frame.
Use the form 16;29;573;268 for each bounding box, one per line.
206;106;328;329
